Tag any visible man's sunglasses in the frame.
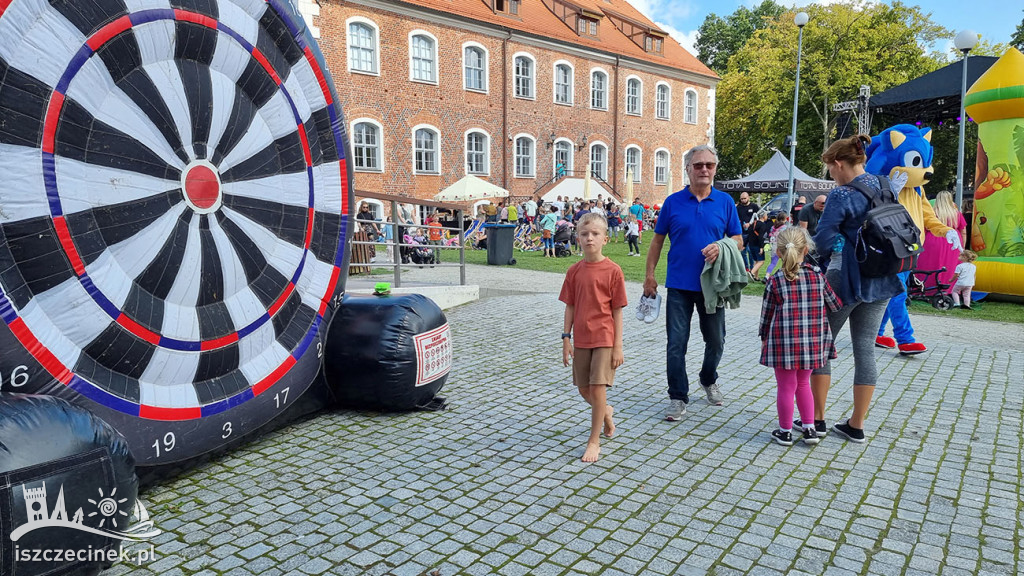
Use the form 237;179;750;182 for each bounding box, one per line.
690;162;717;170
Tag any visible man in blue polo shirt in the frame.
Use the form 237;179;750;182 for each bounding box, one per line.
644;145;743;421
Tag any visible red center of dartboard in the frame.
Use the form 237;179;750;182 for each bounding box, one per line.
184;165;220;209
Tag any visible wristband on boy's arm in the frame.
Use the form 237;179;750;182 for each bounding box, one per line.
561;333;572;340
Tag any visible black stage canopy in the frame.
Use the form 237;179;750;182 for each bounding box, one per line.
870;56;997;123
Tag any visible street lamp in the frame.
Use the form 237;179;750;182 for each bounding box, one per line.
786;11;809;215
954;29;978;208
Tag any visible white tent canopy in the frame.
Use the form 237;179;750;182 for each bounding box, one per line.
433;175;509;202
541;178;619;204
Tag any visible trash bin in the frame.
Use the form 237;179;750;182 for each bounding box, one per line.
483;223;517;265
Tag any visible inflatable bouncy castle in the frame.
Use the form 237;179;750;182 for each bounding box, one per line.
966;47;1024;296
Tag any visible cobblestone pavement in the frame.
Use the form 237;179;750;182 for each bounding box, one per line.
114;265;1022;575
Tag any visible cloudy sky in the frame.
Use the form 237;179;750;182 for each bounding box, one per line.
629;0;1019;57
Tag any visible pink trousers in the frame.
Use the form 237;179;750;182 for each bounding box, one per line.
774;367;814;429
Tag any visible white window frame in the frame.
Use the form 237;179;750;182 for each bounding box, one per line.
512;51;536;100
656;82;671;120
513;133;536;178
464;129;491;176
625;146;642;183
684;88;698;124
590;67;608;111
462;42;489;93
553;60;574;106
626;75;643;116
589;141;608;181
552;138;574;177
654;148;670;185
408;30;438;84
356;199;384;221
346;17;380;76
411;123;441;175
349;118;384;173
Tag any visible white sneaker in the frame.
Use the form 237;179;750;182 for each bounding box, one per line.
642;293;661;324
665;399;686;421
635;296;650;322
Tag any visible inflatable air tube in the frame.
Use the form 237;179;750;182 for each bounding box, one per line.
324;294;452;411
0;394;138;576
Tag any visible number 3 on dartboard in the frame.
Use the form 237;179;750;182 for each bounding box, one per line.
152;432;176;457
222;422;232;439
274;387;290;409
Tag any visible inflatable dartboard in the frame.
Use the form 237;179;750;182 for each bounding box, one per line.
0;0;352;466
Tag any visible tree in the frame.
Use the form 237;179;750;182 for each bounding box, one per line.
1011;11;1024;50
714;2;947;180
695;1;785;75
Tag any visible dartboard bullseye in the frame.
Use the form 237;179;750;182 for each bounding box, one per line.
0;0;353;467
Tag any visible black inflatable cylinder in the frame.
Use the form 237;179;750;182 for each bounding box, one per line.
324;294;451;410
0;394;138;576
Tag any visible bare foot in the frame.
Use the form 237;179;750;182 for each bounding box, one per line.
603;405;615;438
581;442;600;462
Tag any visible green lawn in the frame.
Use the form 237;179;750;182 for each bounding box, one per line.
442;234;1024;324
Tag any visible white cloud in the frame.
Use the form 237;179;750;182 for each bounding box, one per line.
629;0;697;22
657;22;700;56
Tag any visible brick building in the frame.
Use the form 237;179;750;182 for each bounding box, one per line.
298;0;718;207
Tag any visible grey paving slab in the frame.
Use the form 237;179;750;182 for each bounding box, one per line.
119;264;1020;575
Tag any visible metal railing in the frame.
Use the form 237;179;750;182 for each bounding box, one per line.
350;191;470;287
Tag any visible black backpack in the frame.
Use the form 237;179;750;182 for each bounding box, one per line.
846;176;922;278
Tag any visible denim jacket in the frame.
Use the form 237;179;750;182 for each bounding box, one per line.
812;173;904;305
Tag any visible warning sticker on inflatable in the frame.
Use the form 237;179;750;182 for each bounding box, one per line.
414;323;453;387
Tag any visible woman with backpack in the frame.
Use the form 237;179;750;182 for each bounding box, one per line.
806;134;904;444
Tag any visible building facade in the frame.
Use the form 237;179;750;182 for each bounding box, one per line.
301;0;718;205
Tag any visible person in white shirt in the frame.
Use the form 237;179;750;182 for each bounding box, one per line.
949;250;978;310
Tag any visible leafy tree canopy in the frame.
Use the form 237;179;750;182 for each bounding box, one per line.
714;1;948;180
1011;11;1023;50
695;0;785;75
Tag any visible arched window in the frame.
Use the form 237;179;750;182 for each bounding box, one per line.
655;149;670;184
554;61;573;105
465;130;490;175
625;146;642;182
626;77;642;115
351;120;382;171
513;53;535;99
553;139;573;177
413;126;440;174
464;44;488;92
684;89;698;124
590;69;607;110
514;135;535;178
410;32;437;83
656;83;671;120
590;143;608;180
347;20;378;74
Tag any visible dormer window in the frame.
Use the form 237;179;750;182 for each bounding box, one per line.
577;16;599;36
491;0;520;15
605;9;667;54
543;0;603;37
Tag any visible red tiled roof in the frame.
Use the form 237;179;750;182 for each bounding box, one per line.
403;0;717;81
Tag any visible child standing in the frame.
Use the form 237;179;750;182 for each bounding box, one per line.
560;213;628;462
764;211;788;277
625;215;641;256
758;227;842;446
950;250;978;310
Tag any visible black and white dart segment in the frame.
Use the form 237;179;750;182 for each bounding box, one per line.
0;0;352;463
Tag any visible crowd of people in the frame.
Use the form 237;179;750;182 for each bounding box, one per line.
559;138;976;462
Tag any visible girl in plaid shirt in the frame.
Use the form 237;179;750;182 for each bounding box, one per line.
759;227;842;446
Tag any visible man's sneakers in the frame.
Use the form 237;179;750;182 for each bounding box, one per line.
832;419;866;443
635;293;662;324
702;382;724;406
794;419;828;437
898;342;927;356
874;335;897;349
665;399;686;421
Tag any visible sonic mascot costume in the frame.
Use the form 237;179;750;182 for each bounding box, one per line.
865;124;963;355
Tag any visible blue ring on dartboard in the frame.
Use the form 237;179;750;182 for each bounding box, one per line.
0;0;350;425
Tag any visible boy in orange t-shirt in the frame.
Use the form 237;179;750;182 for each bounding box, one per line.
426;213;443;262
559;213;628;462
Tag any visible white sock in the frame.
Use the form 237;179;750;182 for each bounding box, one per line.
780;428;792;434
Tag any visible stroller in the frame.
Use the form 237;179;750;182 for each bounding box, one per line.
907;268;954;310
553;221;574;257
403;233;436;265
